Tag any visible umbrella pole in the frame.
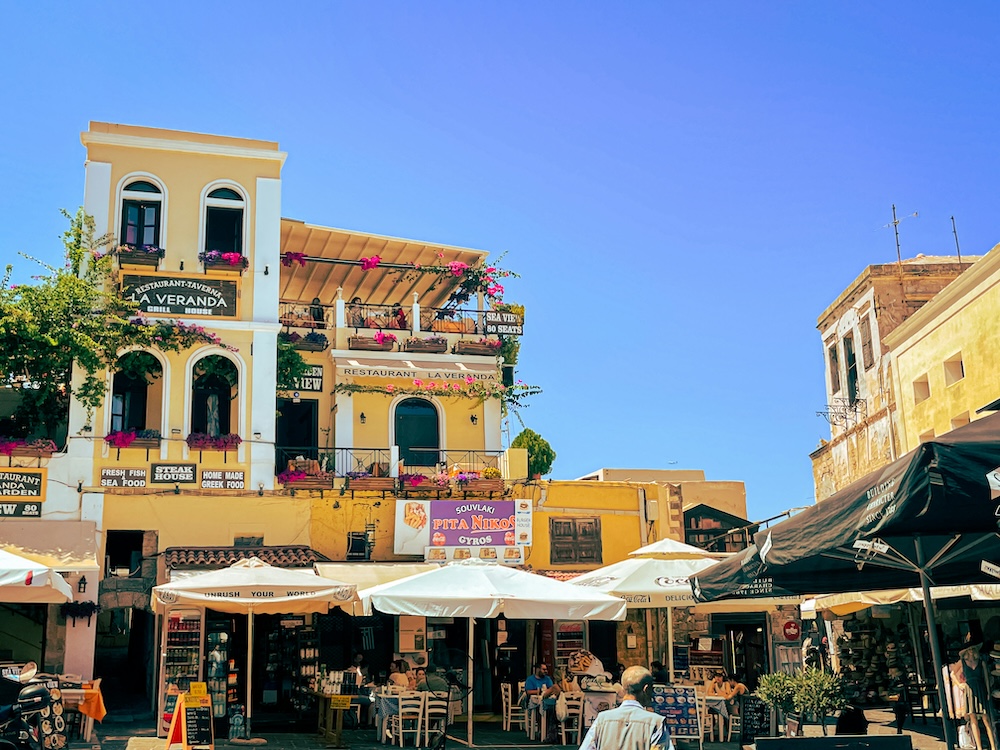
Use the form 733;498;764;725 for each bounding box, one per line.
468;616;475;746
915;536;955;750
247;610;254;738
667;607;675;683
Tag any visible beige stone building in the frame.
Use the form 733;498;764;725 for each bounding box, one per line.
810;256;977;500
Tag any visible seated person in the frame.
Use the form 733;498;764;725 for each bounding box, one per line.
348;652;370;684
525;662;559;742
724;674;748;712
390;305;407;329
387;660;409;689
309;297;326;327
707;671;727;697
416;664;450;696
347;297;364;327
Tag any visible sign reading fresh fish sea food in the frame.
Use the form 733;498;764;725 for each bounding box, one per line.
122;275;238;318
394;499;532;563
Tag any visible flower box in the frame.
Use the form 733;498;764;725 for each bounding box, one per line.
347;477;396;492
403;339;448;354
349;336;395;352
458;478;505;494
290;476;334;489
9;447;54;459
129;438;161;450
117;247;163;267
453;341;500;356
202;254;248;273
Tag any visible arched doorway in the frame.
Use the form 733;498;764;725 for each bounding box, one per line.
394;398;440;467
191;355;238;436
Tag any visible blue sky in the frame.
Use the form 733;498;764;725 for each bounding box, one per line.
2;2;999;521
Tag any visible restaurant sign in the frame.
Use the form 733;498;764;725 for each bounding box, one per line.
0;469;46;501
151;464;198;484
122;275;238;318
292;365;324;393
394;499;532;561
0;503;41;517
484;310;524;336
101;468;147;488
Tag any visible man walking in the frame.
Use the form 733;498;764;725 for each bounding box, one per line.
578;666;672;750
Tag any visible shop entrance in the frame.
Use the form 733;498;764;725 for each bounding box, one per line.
712;613;768;690
276;399;319;460
394;398;440;467
0;604;45;665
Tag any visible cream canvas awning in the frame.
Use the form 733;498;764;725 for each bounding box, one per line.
0;521;99;572
813;585;1000;617
314;562;439;591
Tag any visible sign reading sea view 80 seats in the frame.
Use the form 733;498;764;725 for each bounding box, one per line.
122;275;238;318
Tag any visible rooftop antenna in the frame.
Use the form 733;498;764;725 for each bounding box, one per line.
883;204;918;289
950;215;963;264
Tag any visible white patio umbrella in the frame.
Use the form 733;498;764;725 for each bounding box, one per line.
628;537;730;559
0;549;72;603
152;557;359;735
357;559;626;746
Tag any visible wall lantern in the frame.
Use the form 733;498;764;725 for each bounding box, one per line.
77;576;88;594
359;413;367;424
470;415;478;425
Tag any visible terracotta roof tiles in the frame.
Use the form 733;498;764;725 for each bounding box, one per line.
164;545;330;569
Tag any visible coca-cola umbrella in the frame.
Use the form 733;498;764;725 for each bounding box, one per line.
692;410;1000;750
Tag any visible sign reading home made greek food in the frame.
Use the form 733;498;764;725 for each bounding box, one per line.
201;470;245;489
484;310;524;336
100;468;147;488
0;469;46;501
151;463;197;484
394;499;532;557
122;275;238;318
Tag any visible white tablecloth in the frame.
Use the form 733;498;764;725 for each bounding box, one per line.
582;691;619;728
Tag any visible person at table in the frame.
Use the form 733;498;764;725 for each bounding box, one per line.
650;661;670;685
706;671;727;696
578;666;671;750
723;674;747;711
526;663;560;743
416;665;450;696
387;660;409;689
348;652;370;684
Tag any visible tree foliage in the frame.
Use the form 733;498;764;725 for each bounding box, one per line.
511;428;556;477
0;208;231;440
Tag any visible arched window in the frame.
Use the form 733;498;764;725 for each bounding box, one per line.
191;356;238;437
394;398;440;467
204;187;245;257
120;180;163;249
110;352;162;432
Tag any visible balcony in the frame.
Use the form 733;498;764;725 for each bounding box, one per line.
275;446;510;495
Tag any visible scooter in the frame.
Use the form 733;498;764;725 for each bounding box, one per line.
0;662;52;750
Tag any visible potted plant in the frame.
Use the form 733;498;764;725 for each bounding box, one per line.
345;470;395;492
456;469;505;495
116;243;165;267
199;249;248;272
453;337;502;356
105;429;161;451
186;433;242;451
754;671;797;736
403;335;448;354
131;429;162;449
294;331;329;352
792;667;846;736
349;331;397;351
511;428;556;479
0;438;58;458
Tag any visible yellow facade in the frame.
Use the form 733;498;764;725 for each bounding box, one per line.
884;244;1000;449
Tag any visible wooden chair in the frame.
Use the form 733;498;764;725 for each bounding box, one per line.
559;694;585;746
697;695;715;742
388;691;424;747
501;682;526;732
727;711;743;742
423;695;449;746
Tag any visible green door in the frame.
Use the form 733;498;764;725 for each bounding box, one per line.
395;398;439;467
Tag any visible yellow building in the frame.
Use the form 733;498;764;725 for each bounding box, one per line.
883;243;1000;448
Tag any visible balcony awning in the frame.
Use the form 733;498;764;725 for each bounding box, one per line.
334;356;498;378
0;521;99;572
279;219;489;308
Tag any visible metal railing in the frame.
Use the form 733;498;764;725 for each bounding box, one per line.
419;307;484;336
279;300;334;329
345;302;409;332
403;448;502;472
275;447;503;477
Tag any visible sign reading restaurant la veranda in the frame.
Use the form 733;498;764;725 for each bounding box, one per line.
122;275;238;318
0;469;45;501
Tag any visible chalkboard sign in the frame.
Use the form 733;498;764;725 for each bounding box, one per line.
651;684;701;740
183;695;213;748
741;694;771;743
672;645;690;677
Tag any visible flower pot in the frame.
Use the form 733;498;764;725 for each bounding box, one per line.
286;476;334;489
403;339;448;354
458;478;505;495
203;256;248;273
9;447;54;458
294;340;329;352
453;341;500;356
129;438;161;450
118;253;162;267
347;477;396;492
349;337;395;352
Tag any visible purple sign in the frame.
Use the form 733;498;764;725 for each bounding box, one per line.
394;498;533;557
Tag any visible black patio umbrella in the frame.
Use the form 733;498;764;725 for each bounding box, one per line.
692;410;1000;750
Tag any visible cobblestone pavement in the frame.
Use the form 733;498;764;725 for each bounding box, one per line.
93;708;948;750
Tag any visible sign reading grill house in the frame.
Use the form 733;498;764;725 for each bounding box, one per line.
122;275;238;318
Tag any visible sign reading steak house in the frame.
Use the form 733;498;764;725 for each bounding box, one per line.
122;275;238;318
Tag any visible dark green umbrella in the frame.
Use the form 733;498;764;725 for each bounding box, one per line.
692;410;1000;750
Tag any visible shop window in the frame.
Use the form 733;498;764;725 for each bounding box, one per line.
843;334;858;403
395;398;440;467
944;353;965;386
827;341;841;394
346;532;368;561
105;530;144;577
234;536;263;547
204;187;244;257
549;517;602;565
859;315;875;370
120;180;162;249
913;374;930;404
191;355;238;436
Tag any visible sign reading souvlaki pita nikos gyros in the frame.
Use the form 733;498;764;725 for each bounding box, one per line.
122;275;238;318
394;499;532;564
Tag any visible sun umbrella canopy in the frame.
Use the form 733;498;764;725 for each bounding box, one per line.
152;557;358;614
358;558;626;620
0;549;72;603
628;538;728;559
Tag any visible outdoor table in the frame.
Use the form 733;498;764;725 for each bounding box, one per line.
581;690;619;729
526;695;548;741
704;695;730;719
374;693;399;745
314;692;370;749
60;684;107;742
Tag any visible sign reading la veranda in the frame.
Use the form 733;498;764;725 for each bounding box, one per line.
122;275;238;318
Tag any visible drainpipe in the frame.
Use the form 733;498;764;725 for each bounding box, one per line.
637;487;654;666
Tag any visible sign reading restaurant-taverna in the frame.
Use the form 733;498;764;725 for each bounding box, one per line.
122;275;238;318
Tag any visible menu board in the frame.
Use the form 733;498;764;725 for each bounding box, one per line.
651;684;701;739
741;694;771;742
183;694;214;748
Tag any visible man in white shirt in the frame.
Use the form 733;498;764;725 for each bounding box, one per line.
579;666;672;750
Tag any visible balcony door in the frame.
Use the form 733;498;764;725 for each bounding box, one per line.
395;398;440;467
276;399;319;461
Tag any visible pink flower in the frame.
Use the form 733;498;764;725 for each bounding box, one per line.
386;384;395;392
361;255;381;270
413;379;423;387
448;261;469;277
451;383;461;391
427;382;436;389
487;284;504;296
465;376;475;384
486;267;496;273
